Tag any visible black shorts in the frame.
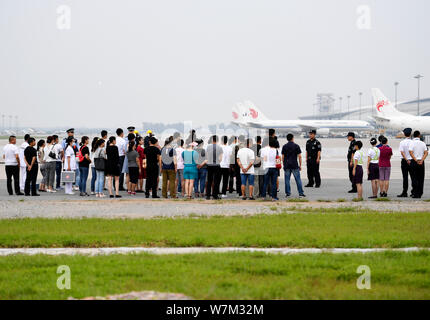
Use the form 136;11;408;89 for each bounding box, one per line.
129;167;139;184
368;163;379;181
353;166;363;185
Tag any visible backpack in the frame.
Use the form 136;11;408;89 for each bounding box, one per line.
76;146;86;163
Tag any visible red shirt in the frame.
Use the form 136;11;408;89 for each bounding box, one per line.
379;145;393;167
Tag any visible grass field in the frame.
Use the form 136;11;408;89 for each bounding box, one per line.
0;251;429;300
0;210;429;248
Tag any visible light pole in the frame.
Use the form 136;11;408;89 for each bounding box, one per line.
359;92;363;120
339;97;343;116
394;82;399;108
414;75;423;116
1;114;4;131
347;95;351;120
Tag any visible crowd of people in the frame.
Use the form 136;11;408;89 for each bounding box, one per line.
347;128;428;200
2;126;428;201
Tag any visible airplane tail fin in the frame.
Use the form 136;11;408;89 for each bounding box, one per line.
243;101;269;122
371;88;402;117
232;103;249;124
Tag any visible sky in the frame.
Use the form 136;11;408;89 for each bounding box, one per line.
0;0;429;128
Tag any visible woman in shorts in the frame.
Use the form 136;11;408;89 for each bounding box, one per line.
352;140;365;201
182;142;198;199
367;138;380;199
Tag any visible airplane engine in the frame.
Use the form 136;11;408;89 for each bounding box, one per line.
316;128;330;136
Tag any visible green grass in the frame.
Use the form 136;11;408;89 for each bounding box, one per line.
0;251;429;300
1;210;430;248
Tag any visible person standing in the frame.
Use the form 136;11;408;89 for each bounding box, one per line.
105;137;122;198
136;136;146;193
52;135;64;190
116;128;127;191
144;137;161;198
228;136;241;196
378;137;392;197
347;132;357;193
194;139;208;198
43;136;57;193
23;138;39;196
352;141;365;201
237;138;255;200
366;138;380;199
37;139;47;192
409;131;428;199
305;130;321;188
63;137;77;195
261;138;279;201
282;133;305;198
183;142;199;199
252;136;263;198
205;135;223;200
78;136;91;196
175;139;185;197
161;139;177;199
93;139;107;198
61;129;79;190
90;137;99;195
3;135;23;196
220;136;232;198
126;141;140;195
19;134;30;192
398;128;414;198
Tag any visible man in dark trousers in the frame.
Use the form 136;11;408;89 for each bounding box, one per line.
24;138;39;196
144;137;161;198
347;132;357;193
398;128;413;197
409;130;428;199
305;129;322;188
206;135;223;200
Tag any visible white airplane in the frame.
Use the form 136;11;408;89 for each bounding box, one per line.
372;88;430;134
232;101;373;135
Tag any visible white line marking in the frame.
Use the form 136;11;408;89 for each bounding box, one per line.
0;247;428;256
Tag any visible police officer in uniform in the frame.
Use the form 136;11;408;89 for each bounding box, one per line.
347;132;357;193
305;129;321;188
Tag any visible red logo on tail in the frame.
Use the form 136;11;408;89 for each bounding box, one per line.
249;108;258;119
232;112;239;120
376;100;388;112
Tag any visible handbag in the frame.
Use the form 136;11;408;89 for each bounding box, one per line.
94;157;106;171
61;171;76;183
275;150;282;169
48;145;57;160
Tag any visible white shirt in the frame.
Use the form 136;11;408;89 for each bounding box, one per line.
175;147;185;170
53;143;63;162
237;147;255;174
409;138;428;160
367;147;380;164
354;149;365;165
3;143;19;166
19;142;29;167
220;145;233;168
43;144;56;162
64;146;77;171
399;138;412;160
260;146;277;169
116;136;126;156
